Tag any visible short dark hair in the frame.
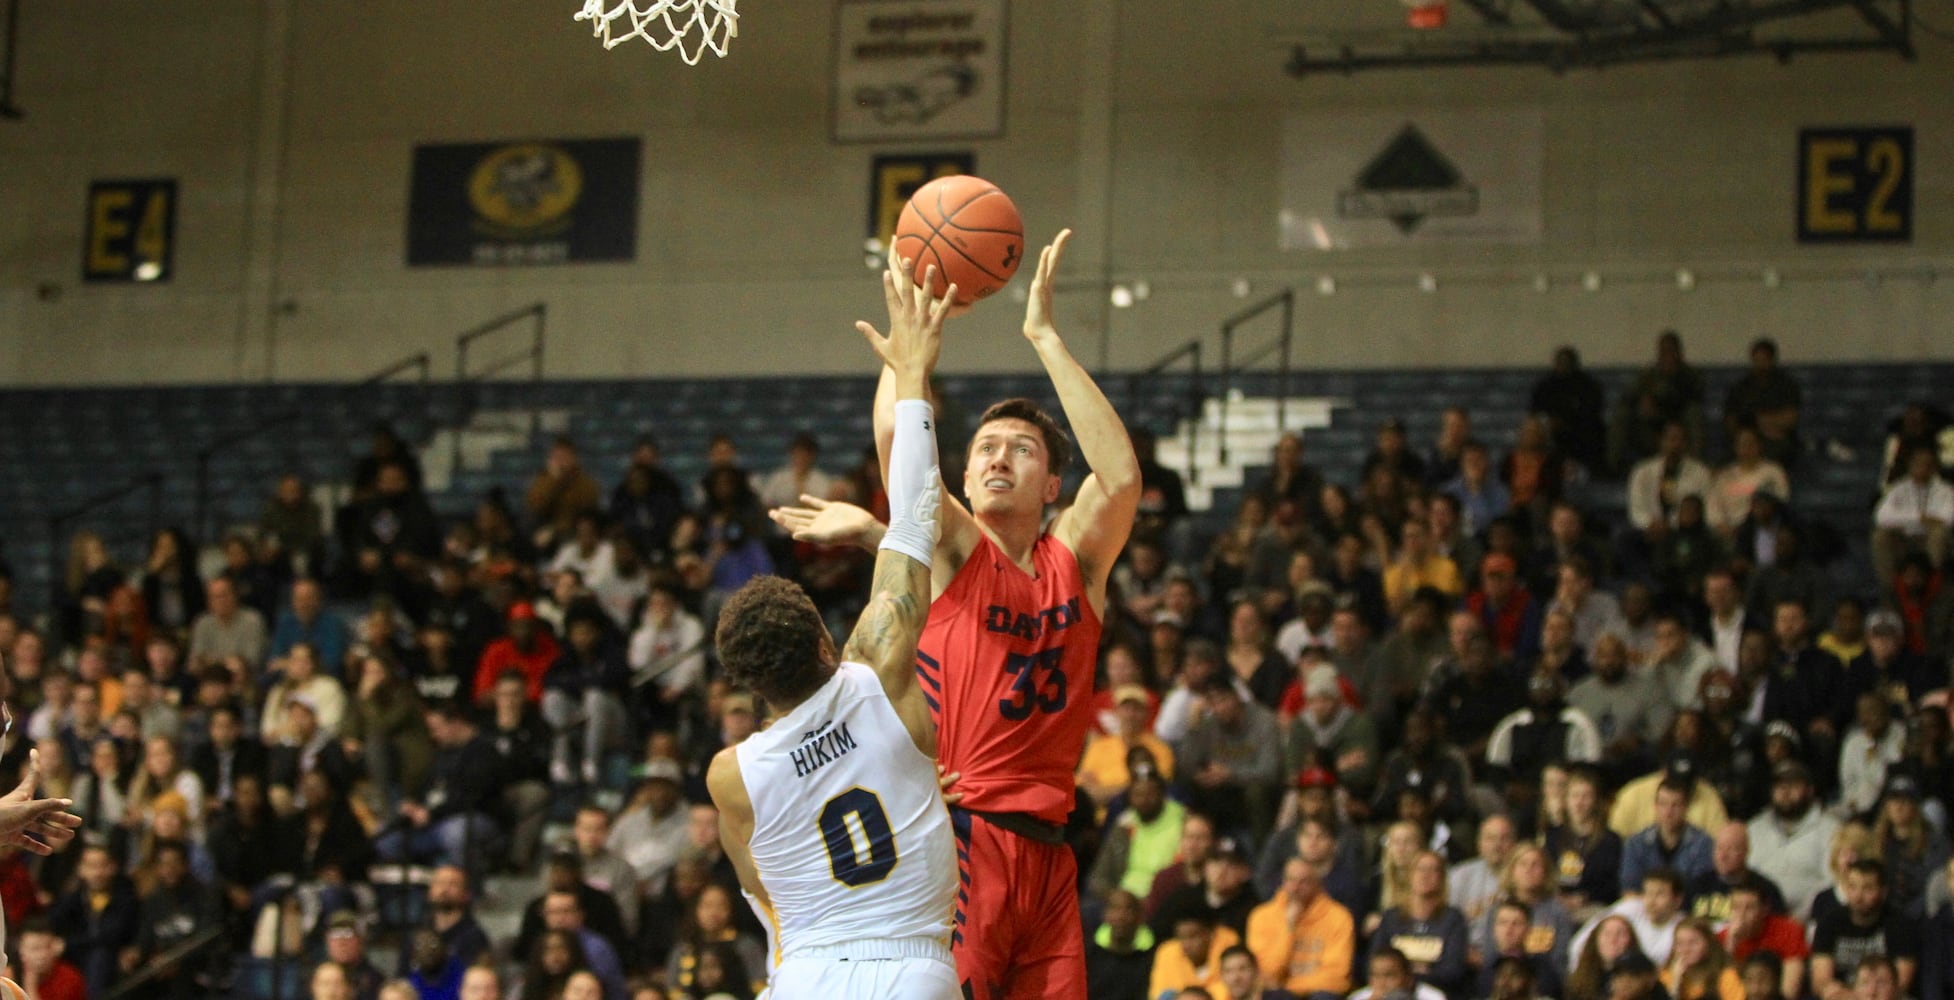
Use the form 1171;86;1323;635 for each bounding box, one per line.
1218;944;1255;966
1641;867;1684;895
1496;898;1533;922
1371;947;1411;974
1656;776;1693;802
973;398;1073;477
1750;337;1779;359
1846;858;1887;886
1727;877;1768;902
715;575;830;705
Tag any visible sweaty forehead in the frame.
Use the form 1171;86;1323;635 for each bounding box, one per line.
972;418;1044;448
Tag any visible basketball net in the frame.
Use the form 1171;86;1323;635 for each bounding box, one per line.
573;0;739;64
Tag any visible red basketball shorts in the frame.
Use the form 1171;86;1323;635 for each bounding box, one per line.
949;809;1087;1000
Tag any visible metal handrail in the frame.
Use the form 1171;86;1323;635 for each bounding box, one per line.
1124;338;1205;488
452;302;547;472
46;472;163;608
1216;290;1297;466
192;352;433;539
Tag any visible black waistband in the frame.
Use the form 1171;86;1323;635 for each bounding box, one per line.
955;807;1065;846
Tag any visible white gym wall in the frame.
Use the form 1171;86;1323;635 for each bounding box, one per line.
0;0;1948;385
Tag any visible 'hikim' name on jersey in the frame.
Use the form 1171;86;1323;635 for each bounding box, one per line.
982;596;1083;642
788;720;859;779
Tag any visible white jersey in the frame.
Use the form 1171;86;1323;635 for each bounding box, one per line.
736;661;956;961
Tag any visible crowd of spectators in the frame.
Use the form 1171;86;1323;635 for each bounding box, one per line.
0;331;1949;1000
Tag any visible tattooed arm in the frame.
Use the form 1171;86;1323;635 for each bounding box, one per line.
839;255;954;758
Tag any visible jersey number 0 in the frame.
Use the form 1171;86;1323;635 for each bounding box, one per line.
819;787;898;887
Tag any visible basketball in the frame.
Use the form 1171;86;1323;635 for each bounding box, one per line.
892;175;1025;307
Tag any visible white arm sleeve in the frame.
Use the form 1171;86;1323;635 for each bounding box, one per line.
880;399;940;568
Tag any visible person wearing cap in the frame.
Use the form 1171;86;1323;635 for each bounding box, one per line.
1088;767;1187;902
323;912;386;1000
1809;859;1922;1000
1281;664;1378;799
1870;772;1950;919
471;601;562;703
1092;644;1158;737
1469;554;1541;663
1849;609;1934;711
1744;758;1836;921
607;756;691;894
1245;857;1353;998
1609;750;1730;841
1182;674;1283;839
1274;581;1336;666
1159;640;1243;747
1155;837;1263;942
1838;692;1909;817
1079;685;1177;808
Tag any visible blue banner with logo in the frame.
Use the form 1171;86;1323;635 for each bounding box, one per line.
407;138;641;266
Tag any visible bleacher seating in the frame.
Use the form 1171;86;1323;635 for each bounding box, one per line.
6;362;1947;611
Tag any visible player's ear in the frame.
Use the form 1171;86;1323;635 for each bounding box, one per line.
1042;473;1062;505
818;630;837;666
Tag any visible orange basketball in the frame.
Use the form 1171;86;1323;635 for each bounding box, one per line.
892;175;1025;307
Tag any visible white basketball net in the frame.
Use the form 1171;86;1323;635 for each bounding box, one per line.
573;0;739;64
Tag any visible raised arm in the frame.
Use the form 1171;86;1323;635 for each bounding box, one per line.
1029;231;1140;591
842;262;956;757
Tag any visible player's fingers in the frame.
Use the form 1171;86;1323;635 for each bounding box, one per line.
890;257;915;309
855;322;892;364
12;836;50;857
797;494;830;509
929;285;958;327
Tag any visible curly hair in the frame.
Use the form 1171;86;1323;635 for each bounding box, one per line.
715;575;830;705
973;398;1073;477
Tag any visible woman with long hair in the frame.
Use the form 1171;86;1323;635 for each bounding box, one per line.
664;883;767;996
516;928;588;1000
140;527;204;636
690;941;758;1000
1871;777;1950;918
1808;822;1881;928
1541;766;1625;917
1565;914;1646;1000
1472;843;1575;969
1662;918;1743;1000
62;530;124;646
1224;600;1289;709
125;736;205;834
1367;820;1425;936
1204;494;1269;605
1530;762;1570;839
338;653;431;810
1370;849;1471;999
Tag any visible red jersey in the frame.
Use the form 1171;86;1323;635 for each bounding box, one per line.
917;532;1102;825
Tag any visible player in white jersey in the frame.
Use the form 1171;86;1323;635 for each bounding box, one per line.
707;262;961;1000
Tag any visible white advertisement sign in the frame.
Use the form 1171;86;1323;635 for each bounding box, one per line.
832;0;1008;143
1281;108;1544;249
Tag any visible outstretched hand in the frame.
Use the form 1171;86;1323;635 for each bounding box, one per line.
0;751;82;856
769;495;884;551
858;253;956;385
1022;228;1074;346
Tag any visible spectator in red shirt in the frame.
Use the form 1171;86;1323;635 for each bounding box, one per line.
1719;879;1809;1000
15;918;87;1000
1469;554;1542;661
472;602;560;702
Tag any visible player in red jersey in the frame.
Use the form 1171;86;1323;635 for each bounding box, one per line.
773;230;1139;999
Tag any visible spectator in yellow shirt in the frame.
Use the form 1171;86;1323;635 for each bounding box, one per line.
1247;857;1354;999
1079;685;1177;808
1608;752;1729;840
1151;913;1240;1000
1384;519;1464;614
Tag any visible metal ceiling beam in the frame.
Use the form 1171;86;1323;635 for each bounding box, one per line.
1847;0;1916;56
1457;0;1517;26
1285;30;1901;75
